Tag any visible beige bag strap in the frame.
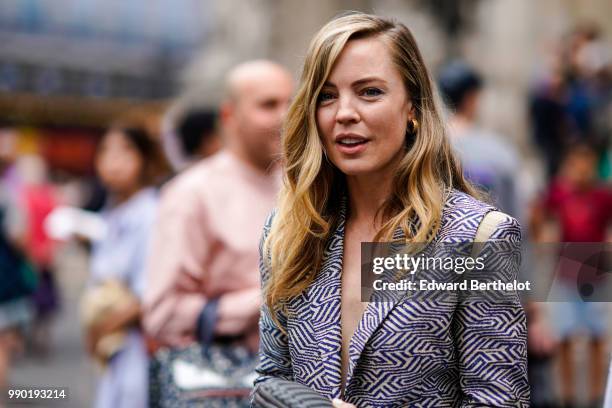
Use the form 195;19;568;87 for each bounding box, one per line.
471;211;508;257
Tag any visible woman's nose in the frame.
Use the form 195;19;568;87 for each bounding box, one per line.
335;96;360;125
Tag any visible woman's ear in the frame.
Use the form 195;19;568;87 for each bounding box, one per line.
407;99;415;118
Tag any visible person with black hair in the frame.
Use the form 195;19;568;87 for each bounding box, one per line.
176;109;221;164
83;115;170;408
0;129;34;392
438;60;521;219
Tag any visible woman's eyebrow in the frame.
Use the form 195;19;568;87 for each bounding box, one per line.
322;77;387;88
352;76;387;87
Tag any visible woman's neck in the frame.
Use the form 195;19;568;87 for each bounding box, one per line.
110;185;142;206
346;172;393;229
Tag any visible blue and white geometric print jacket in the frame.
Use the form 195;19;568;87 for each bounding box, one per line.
253;190;530;407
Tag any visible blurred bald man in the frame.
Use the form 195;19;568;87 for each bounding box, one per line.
144;60;293;353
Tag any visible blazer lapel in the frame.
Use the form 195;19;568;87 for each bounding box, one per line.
310;203;346;399
344;190;456;389
345;227;412;389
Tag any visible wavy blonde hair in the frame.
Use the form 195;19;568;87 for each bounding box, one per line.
265;12;479;315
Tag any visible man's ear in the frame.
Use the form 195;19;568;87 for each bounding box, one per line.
219;100;234;128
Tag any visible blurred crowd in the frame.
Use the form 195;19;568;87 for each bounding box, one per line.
0;20;610;408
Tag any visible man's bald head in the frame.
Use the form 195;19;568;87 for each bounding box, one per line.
220;60;293;172
224;60;292;104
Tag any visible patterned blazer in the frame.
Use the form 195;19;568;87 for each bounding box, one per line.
253;190;530;407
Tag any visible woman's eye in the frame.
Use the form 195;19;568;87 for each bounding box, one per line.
362;87;383;97
317;91;336;103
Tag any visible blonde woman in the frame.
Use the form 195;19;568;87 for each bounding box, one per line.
254;12;529;407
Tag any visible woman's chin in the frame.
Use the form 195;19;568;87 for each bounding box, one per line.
336;164;378;178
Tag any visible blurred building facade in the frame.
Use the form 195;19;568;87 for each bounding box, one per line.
0;0;210;172
181;0;611;194
0;0;610;177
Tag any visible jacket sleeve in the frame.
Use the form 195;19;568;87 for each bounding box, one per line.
455;214;530;407
252;211;294;395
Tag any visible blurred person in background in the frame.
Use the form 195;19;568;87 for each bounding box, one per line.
16;155;60;355
0;130;36;391
82;113;169;408
160;107;222;174
174;109;222;170
144;59;293;405
529;55;572;180
565;24;612;181
439;61;559;407
530;23;611;181
531;142;612;407
564;24;608;145
438;61;521;219
0;127;23;195
606;357;612;408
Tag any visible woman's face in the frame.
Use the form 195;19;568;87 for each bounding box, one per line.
96;130;144;195
316;36;413;178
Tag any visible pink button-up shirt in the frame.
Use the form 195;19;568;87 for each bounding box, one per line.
143;150;280;349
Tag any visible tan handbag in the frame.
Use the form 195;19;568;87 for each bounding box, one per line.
80;279;138;367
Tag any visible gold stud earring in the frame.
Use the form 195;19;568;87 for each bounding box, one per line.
407;118;419;135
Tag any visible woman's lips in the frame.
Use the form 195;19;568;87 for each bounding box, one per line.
335;136;369;155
